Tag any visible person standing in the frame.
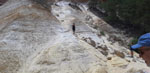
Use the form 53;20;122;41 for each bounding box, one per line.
72;23;76;34
130;33;150;67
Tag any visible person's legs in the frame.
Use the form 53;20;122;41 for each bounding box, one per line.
73;30;75;34
72;25;75;34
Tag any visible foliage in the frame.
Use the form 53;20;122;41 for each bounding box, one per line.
128;37;138;46
100;31;105;36
89;0;150;33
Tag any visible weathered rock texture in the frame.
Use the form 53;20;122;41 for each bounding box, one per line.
0;0;149;73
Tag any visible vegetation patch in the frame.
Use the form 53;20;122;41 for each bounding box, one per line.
89;0;150;34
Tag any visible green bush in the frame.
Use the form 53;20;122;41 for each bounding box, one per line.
89;0;150;33
100;31;105;36
129;37;138;46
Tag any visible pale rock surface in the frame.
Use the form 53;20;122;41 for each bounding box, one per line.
0;0;150;73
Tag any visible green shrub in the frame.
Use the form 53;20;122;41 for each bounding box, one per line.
129;37;138;46
97;0;150;33
100;31;105;36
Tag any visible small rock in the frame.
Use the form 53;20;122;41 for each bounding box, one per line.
88;38;96;47
107;57;112;60
114;50;125;58
101;51;108;56
56;14;59;17
97;45;108;51
61;20;64;22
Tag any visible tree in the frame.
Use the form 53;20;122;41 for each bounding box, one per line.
97;0;150;33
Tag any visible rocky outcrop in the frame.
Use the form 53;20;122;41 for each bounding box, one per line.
19;39;107;73
0;0;60;73
0;0;149;73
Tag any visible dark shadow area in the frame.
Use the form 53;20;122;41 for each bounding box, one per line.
0;0;8;6
69;3;82;11
89;6;144;37
89;6;107;18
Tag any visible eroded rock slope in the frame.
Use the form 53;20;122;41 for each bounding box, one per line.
0;0;149;73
